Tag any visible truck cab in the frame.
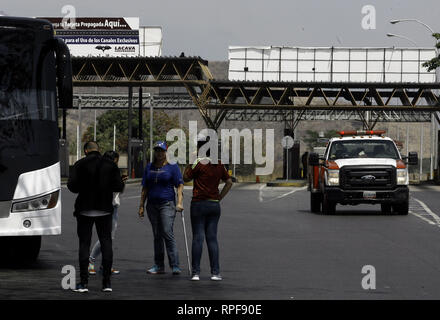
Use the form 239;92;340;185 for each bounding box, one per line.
308;130;418;215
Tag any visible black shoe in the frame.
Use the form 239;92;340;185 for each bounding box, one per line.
73;283;88;293
102;280;112;292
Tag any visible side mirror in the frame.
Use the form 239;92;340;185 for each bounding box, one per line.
407;152;418;166
308;152;320;166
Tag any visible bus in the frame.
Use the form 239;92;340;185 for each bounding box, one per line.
0;16;72;262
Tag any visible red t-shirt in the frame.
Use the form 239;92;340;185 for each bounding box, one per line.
185;158;230;202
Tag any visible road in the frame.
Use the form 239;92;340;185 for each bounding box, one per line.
1;183;440;299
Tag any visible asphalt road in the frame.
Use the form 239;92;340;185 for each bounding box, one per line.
1;183;440;300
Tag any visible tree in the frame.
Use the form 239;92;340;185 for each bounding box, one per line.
82;110;182;155
422;33;440;72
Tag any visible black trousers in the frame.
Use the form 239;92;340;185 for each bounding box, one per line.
76;214;113;283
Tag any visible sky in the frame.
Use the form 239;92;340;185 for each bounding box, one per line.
1;0;439;60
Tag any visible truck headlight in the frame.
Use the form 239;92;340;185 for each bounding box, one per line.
397;168;409;185
327;170;339;186
11;190;59;213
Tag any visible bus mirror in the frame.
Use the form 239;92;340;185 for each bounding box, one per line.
308;152;320;166
54;38;73;109
408;152;418;166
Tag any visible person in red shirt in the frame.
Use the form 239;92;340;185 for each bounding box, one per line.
183;136;233;281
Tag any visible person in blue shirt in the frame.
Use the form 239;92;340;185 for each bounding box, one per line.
138;141;184;275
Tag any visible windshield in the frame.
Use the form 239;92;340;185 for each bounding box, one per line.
328;140;400;160
0;27;56;121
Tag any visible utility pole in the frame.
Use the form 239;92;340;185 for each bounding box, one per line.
150;98;153;163
128;86;133;178
390;18;438;180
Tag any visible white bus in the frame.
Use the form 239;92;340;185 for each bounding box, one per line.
0;17;72;262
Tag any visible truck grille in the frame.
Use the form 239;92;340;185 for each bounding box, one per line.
339;166;396;190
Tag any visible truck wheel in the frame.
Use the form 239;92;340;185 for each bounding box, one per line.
393;201;409;216
310;193;322;213
322;194;336;215
381;204;392;214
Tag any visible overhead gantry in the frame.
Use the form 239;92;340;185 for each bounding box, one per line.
71;56;440;131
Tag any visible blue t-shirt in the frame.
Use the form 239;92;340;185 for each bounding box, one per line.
142;163;183;204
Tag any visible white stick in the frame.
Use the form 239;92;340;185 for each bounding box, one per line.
76;125;79;161
113;124;116;151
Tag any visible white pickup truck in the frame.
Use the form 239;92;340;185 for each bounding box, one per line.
308;130;418;215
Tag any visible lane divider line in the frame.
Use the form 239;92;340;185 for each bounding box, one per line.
264;186;307;203
412;197;440;225
258;184;266;202
409;210;438;226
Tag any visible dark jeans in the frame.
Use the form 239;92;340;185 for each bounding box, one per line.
76;214;113;283
190;200;221;275
146;201;179;269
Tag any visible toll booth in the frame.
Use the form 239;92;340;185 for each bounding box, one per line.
283;129;301;179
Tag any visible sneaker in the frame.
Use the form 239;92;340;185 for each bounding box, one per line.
102;280;112;292
147;265;165;274
191;274;200;281
72;283;89;293
172;267;182;275
88;263;97;275
98;265;120;275
211;274;222;281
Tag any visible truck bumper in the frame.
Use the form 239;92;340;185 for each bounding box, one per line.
325;186;409;205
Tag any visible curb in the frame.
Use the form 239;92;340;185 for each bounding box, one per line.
266;181;307;187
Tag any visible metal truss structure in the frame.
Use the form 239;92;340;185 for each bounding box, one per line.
72;93;196;110
224;109;436;123
72;56;215;126
71;93;436;123
198;81;440;129
71;57;440;130
72;56;212;86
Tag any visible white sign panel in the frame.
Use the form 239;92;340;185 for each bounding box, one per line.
39;17;141;57
139;26;163;57
229;46;436;83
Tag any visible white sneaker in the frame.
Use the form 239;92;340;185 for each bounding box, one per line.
191;274;200;281
211;274;222;281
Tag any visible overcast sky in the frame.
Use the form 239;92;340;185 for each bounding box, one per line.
2;0;439;60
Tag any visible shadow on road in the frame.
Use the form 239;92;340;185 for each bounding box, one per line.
305;209;404;217
0;259;47;270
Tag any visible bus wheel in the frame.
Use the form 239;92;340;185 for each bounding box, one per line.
12;236;42;263
310;193;322;213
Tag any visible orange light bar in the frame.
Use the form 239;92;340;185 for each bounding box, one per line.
338;130;386;136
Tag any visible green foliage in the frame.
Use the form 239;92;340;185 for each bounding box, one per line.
82;110;182;155
422;33;440;72
304;129;338;150
433;33;440;40
422;57;440;72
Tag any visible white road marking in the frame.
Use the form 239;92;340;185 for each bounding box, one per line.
409;210;437;226
122;195;141;200
409;197;440;227
263;186;307;203
258;184;265;202
412;197;440;225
